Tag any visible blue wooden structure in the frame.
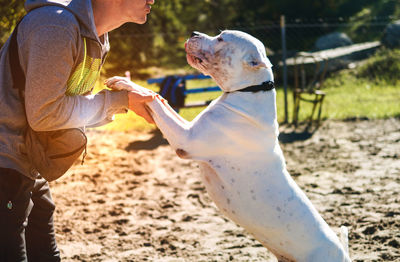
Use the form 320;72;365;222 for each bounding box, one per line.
147;74;221;111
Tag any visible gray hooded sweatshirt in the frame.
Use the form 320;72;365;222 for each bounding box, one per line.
0;0;129;179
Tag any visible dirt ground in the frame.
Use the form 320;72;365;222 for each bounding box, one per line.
51;118;400;262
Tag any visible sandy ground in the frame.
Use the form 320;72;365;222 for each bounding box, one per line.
51;118;400;262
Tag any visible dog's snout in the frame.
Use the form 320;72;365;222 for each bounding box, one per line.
191;31;200;37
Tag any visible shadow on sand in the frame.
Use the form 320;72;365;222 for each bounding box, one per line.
278;123;319;144
278;131;313;144
125;129;168;151
125;122;320;151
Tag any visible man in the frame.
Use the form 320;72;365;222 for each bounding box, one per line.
0;0;155;261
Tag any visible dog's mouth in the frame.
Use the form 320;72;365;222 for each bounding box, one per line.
194;56;203;63
186;53;207;73
191;55;203;64
186;51;205;66
185;43;199;62
185;41;203;63
185;41;210;75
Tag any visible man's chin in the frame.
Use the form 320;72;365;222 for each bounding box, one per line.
132;16;147;24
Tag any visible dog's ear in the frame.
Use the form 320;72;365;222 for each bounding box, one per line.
244;53;272;69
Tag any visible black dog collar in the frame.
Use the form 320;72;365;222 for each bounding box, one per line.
229;81;275;93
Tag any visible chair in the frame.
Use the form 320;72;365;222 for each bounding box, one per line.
292;52;328;128
147;74;221;112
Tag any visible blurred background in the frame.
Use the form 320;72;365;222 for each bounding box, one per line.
2;0;400;75
1;0;400;129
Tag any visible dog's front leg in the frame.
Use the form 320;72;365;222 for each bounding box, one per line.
155;96;190;126
146;97;192;157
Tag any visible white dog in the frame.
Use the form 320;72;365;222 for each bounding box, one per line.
107;30;351;262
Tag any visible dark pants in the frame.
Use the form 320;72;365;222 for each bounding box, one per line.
0;168;60;262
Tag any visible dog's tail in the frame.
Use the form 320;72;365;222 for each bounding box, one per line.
339;225;350;257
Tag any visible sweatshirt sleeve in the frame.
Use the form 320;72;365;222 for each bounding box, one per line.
19;22;128;131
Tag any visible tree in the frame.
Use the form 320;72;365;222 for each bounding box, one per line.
0;0;25;46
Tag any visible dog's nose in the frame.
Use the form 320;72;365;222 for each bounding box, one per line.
191;31;200;37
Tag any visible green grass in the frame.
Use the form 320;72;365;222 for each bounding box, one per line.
280;75;400;122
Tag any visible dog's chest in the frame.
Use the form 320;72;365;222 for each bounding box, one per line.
198;161;244;220
197;158;273;223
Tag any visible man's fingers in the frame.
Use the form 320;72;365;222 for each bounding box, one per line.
129;91;155;103
104;76;126;86
113;81;134;91
105;76;156;124
104;77;118;87
105;80;122;90
105;77;158;99
105;79;131;91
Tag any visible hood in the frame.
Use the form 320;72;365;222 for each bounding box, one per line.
24;0;99;41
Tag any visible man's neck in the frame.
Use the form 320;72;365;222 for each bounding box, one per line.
91;0;125;37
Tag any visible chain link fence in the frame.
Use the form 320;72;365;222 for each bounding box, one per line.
106;16;398;77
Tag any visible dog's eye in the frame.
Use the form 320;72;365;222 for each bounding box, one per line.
217;37;224;42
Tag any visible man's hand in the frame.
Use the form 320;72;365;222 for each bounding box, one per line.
105;76;155;124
